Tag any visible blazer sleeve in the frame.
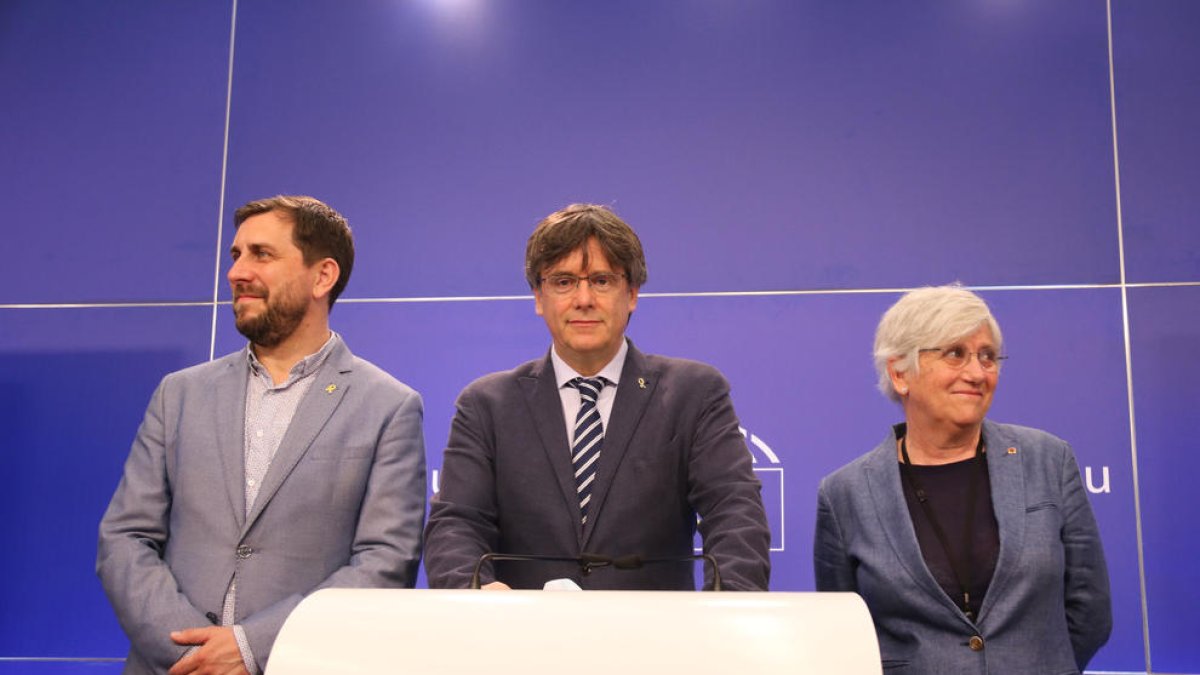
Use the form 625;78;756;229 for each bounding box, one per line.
96;378;211;670
813;477;858;592
686;370;772;591
239;387;427;666
1059;444;1113;670
423;385;502;588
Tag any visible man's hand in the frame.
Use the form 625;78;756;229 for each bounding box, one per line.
482;580;512;590
168;626;249;675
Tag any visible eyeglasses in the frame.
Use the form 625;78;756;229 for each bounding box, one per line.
539;272;627;296
919;346;1007;371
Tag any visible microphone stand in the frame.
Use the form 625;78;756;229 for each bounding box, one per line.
469;552;617;589
469;552;722;590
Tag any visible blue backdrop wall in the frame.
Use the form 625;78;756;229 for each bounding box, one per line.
1;1;1197;673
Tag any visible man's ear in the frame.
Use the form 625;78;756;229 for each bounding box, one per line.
312;258;340;302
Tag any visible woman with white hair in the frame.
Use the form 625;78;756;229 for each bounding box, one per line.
814;285;1112;674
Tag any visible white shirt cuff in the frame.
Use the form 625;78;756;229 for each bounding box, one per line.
233;625;259;674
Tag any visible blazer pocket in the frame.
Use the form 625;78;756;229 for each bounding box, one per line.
1025;501;1058;513
307;444;376;461
881;660;910;671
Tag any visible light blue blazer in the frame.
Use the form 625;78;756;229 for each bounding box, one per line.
815;420;1111;674
97;340;426;673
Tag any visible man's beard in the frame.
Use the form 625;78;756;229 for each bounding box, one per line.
232;284;307;348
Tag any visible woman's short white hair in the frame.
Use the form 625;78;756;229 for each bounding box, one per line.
873;284;1003;402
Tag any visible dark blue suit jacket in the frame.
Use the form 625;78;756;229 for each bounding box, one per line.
815;420;1112;674
424;342;771;590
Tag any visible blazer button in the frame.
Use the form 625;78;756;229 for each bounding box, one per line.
969;635;985;651
236;545;253;560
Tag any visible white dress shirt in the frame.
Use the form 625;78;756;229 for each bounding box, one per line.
550;338;628;446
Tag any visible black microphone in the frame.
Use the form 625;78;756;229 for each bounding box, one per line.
579;552;615;573
610;554;644;570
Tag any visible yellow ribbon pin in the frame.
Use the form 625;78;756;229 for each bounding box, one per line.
325;384;337;394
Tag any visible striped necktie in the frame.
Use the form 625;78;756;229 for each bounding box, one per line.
569;377;607;525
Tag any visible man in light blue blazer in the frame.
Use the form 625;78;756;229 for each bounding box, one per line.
98;196;426;674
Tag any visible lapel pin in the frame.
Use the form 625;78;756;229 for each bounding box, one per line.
1006;447;1017;455
637;377;646;389
325;384;337;394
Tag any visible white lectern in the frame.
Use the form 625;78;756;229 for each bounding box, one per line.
267;589;880;674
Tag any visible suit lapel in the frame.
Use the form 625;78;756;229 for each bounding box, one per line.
239;341;353;538
976;420;1025;621
864;432;964;616
582;345;654;548
214;354;248;528
519;354;579;537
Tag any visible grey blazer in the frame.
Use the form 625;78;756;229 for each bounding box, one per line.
424;342;771;590
97;340;426;673
814;420;1111;674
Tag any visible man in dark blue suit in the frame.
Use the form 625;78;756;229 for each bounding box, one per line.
424;203;770;590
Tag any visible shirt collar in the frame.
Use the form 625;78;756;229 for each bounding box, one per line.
551;338;628;389
245;331;340;386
